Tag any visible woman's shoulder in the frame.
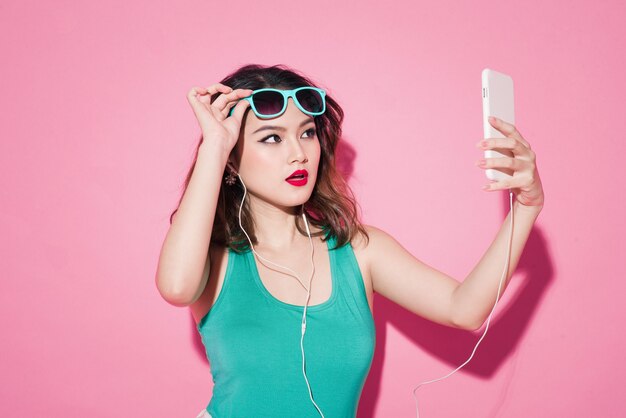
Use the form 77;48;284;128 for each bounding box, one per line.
349;224;417;293
347;224;396;267
351;223;408;265
350;224;392;251
346;224;397;297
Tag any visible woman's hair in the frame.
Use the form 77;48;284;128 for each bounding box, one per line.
170;63;369;252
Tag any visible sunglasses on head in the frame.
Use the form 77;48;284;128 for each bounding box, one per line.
228;87;327;119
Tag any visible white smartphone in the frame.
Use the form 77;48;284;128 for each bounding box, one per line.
482;68;515;181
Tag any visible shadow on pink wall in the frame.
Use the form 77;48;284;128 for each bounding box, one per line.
358;191;554;418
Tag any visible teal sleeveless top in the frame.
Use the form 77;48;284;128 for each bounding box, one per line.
196;234;376;417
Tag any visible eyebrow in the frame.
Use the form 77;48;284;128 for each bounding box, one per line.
252;118;315;134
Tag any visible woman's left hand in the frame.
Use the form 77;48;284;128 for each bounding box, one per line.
476;116;544;208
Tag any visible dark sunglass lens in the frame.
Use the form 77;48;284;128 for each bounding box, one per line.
252;90;284;115
295;89;324;113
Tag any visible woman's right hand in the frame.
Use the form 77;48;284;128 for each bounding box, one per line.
186;83;253;153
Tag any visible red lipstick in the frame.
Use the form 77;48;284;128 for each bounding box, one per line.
285;169;308;187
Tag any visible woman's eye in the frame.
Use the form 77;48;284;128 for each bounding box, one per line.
302;128;316;138
260;134;281;143
260;128;315;144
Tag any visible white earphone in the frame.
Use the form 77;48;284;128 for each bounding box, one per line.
231;167;514;418
412;190;515;417
234;171;326;417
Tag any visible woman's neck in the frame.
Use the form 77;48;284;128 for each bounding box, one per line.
248;198;315;251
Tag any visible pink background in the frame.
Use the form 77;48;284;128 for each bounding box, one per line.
2;0;624;417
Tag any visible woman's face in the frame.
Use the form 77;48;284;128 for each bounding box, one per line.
232;98;321;211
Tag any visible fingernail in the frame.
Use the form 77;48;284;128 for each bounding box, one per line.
489;116;497;123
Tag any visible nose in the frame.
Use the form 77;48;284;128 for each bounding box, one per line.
288;137;308;164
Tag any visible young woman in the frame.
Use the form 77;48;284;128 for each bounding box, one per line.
155;64;544;418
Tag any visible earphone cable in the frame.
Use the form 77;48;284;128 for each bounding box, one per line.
237;174;325;417
412;190;515;418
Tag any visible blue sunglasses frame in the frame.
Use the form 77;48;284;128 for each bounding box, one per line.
228;87;327;119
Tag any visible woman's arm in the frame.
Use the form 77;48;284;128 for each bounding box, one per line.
155;144;228;307
451;201;541;329
155;85;252;307
367;203;541;331
368;116;544;330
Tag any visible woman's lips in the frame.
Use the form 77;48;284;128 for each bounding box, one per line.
286;169;308;186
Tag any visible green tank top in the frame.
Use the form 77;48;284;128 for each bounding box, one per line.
196;234;376;417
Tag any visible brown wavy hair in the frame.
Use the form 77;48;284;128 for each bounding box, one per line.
169;64;368;252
